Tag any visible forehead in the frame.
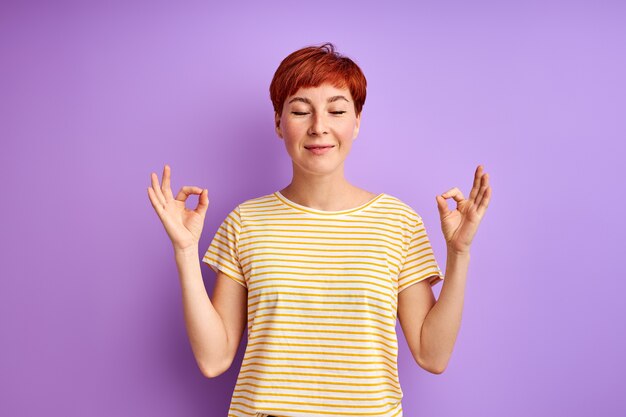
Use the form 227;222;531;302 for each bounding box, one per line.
287;83;352;102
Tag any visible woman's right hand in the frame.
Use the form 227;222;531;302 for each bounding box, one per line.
147;164;209;252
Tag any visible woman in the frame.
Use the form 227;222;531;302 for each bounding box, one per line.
148;42;491;417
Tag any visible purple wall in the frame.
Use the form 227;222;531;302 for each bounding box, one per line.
2;1;624;416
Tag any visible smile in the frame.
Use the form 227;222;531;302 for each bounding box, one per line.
304;145;335;155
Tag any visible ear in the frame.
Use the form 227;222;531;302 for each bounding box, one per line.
275;112;283;139
353;112;361;139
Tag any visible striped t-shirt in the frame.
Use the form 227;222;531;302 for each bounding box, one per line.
202;191;444;417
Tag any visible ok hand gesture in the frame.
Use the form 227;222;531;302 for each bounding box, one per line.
147;164;209;252
436;165;492;255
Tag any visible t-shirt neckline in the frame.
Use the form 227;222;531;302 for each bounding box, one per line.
273;190;386;216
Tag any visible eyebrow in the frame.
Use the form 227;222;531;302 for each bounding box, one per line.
288;95;350;105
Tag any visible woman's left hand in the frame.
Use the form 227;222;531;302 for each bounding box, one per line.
436;165;492;254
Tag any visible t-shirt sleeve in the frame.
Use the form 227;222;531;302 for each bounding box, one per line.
201;205;247;289
397;214;444;294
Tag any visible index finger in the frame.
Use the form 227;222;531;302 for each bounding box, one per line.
161;164;174;200
468;164;484;202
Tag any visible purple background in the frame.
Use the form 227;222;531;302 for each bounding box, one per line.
2;1;625;416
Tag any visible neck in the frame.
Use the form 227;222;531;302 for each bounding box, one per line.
281;166;358;211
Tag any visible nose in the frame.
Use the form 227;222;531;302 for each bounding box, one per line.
308;112;328;136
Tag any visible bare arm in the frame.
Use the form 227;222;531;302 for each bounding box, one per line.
397;278;437;373
419;248;470;373
398;248;469;374
420;164;490;372
175;244;249;378
147;164;247;378
175;245;230;377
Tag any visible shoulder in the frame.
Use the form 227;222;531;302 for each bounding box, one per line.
234;192;280;218
380;193;423;224
238;192;276;207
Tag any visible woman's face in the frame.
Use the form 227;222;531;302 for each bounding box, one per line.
275;82;361;177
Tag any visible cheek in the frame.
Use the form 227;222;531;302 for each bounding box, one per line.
338;124;356;140
282;122;305;139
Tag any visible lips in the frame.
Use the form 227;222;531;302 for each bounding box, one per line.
305;145;334;155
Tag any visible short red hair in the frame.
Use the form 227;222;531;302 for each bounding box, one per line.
269;42;367;118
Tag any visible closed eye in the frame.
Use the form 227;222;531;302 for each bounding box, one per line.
291;111;347;115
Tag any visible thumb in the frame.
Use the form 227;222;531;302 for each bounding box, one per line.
436;194;449;218
195;189;209;215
